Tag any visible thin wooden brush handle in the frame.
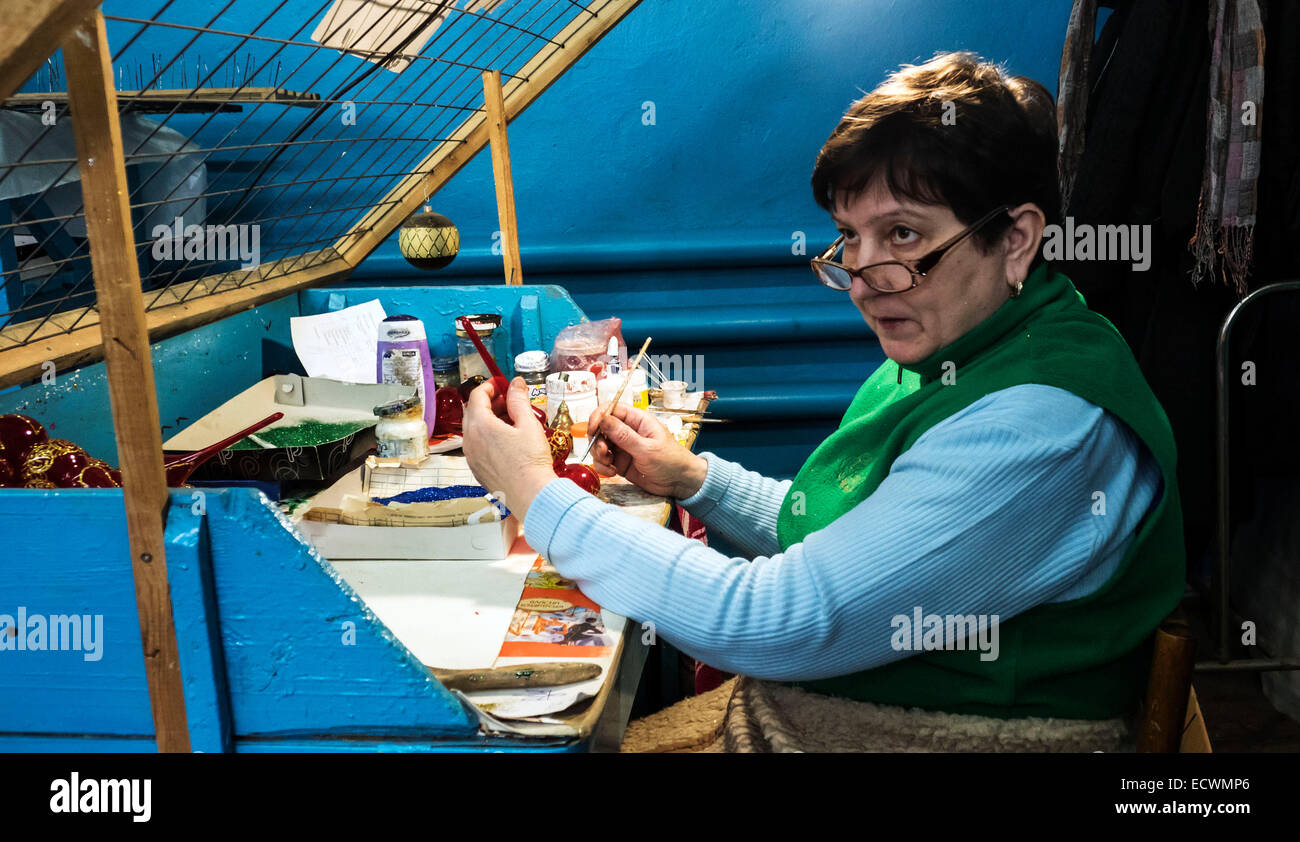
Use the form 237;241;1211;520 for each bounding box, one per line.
582;337;651;462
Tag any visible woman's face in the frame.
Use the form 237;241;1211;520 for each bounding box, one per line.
833;180;1016;366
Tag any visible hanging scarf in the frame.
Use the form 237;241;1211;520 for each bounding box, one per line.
1056;0;1097;211
1190;0;1266;294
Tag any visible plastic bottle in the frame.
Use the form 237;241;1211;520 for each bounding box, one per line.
377;315;437;438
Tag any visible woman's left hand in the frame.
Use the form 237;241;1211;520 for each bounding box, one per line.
461;376;557;521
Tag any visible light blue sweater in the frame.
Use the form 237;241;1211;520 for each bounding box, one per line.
524;384;1161;681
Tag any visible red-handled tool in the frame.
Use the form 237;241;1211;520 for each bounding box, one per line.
163;411;284;486
456;316;547;426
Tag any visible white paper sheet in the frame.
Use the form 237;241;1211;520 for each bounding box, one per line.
290;299;387;384
330;535;537;669
311;0;450;73
465;687;593;720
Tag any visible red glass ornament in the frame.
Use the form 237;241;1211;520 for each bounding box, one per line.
74;463;122;488
555;462;600;495
0;458;19;487
47;450;95;487
21;438;87;485
0;413;48;467
433;386;464;435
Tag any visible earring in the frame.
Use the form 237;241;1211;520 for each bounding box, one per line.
1010;279;1023;299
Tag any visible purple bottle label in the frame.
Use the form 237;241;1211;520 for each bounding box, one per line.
377;316;437;437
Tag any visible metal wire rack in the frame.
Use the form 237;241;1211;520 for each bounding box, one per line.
0;0;638;387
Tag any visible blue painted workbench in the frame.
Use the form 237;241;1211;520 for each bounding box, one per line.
0;284;647;751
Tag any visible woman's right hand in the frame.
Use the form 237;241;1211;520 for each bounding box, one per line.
587;403;708;499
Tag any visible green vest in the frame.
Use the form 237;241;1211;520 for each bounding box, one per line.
775;263;1184;719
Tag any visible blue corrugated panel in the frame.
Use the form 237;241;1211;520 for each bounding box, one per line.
346;253;887;479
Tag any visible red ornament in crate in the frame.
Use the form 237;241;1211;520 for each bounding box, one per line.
0;458;20;487
22;438;92;487
74;460;123;488
0;413;48;468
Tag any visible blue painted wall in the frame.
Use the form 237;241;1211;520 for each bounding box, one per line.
346;0;1077;478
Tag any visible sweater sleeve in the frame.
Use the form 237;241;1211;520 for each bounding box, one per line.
674;453;790;558
524;385;1159;681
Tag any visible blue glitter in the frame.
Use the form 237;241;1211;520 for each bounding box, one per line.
372;484;489;505
371;485;512;517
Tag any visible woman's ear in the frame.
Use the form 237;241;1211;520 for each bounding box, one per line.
1001;203;1046;286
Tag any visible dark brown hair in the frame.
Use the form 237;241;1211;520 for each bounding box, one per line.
811;52;1060;259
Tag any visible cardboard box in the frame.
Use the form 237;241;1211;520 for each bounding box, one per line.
292;462;518;561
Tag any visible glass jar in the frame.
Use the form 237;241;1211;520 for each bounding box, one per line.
373;396;428;460
514;350;550;410
455;313;502;381
431;355;460;390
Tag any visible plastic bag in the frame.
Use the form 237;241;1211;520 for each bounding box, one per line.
550;318;627;379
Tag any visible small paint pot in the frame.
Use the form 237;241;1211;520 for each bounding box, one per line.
661;379;688;409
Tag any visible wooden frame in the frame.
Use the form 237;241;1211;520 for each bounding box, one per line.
483;69;523;286
62;7;191;752
0;0;104;102
0;0;643;388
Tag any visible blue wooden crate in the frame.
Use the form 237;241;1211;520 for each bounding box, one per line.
0;284;592;752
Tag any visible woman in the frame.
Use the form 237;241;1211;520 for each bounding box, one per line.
462;53;1184;752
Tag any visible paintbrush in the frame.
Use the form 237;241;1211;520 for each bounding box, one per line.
650;406;712;415
581;337;651;463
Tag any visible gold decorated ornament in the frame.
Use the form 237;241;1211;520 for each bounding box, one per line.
552;401;574;436
22;438;90;486
74;460;123;488
398;206;459;270
547;426;573;466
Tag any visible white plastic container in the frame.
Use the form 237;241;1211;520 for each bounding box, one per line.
546;370;598;425
597;369;650;410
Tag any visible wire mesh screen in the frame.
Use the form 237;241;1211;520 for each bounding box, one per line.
0;0;615;359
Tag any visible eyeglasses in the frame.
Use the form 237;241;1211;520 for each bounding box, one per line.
810;205;1012;293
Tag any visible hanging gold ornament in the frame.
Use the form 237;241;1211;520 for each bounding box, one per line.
398;206;460;270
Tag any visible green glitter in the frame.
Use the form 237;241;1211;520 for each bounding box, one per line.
227;419;374;450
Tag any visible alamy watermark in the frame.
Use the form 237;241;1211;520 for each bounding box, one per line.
1041;217;1151;271
0;607;104;661
891;606;999;661
646;353;704;391
50;773;150;822
151;216;260;270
